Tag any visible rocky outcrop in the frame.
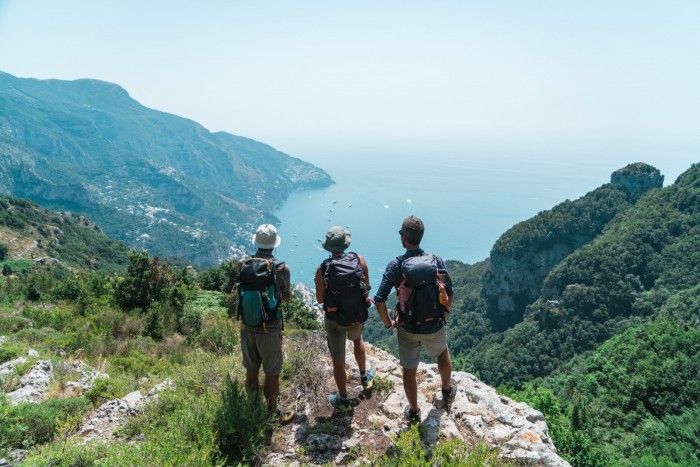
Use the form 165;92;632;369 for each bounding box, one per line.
0;357;27;376
6;359;53;404
266;342;569;466
78;379;174;442
63;360;109;393
611;163;664;194
1;347;109;404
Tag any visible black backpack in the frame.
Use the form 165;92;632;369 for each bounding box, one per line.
322;252;370;326
396;253;446;328
237;257;281;326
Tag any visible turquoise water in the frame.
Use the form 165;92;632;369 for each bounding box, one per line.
273;141;697;289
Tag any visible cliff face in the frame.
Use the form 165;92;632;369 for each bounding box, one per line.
482;163;663;329
483;237;590;318
266;340;569;466
610;162;664;194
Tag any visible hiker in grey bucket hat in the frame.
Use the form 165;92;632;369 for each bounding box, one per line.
321;226;352;253
315;226;376;412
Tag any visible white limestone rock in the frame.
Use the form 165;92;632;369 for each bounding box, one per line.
0;357;27;376
7;360;54;404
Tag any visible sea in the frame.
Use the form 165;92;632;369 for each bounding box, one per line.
272;140;697;290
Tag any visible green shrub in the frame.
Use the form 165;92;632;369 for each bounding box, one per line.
154;335;189;366
113;251;174;312
0;315;33;334
110;350;167;379
84;376;122;407
92;309;144;340
373;375;396;398
27;387;220;466
0;396;92;451
215;375;268;465
188;290;227;316
197;266;226;291
0;260;34;276
144;304;166;341
282;294;322;330
180;302;203;340
12;327;62;347
22;306;75;332
199;314;237;355
0;342;23;364
374;425;506;466
49;276;84;301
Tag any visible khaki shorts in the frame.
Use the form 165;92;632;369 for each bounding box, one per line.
240;322;283;376
325;318;364;359
397;325;448;369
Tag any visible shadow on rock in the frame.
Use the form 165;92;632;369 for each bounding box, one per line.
296;410;355;464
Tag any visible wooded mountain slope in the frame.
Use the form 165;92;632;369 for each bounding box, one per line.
0;71;332;265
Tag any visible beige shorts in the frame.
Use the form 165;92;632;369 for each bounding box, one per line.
240;322;283;376
397;325;448;369
325;318;364;359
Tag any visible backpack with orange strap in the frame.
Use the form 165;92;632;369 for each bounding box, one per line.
395;253;450;330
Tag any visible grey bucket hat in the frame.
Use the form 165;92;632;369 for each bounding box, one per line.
322;226;351;253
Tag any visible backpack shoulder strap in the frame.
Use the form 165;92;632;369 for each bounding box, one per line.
395;255;407;291
270;259;283;277
320;256;333;278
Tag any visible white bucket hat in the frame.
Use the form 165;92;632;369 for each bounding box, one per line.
252;224;281;249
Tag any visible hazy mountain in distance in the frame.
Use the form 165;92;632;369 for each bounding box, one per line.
0;71;332;265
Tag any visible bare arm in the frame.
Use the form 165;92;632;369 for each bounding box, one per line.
277;263;291;302
314;265;325;304
375;301;396;329
359;255;370;289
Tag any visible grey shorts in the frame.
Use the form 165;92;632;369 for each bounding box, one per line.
397;325;448;369
240;322;283;376
325;318;364;359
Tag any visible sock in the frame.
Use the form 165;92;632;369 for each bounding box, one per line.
442;387;452;395
360;370;366;378
339;394;348;401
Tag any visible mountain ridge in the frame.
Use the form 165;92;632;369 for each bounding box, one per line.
0;71;332;265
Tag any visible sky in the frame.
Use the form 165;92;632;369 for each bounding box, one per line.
0;1;699;172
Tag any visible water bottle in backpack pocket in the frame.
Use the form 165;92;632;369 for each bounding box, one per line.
238;257;281;326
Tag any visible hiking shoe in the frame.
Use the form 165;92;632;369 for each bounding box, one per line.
328;394;352;412
361;367;377;390
442;379;457;407
270;407;295;425
404;406;421;425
